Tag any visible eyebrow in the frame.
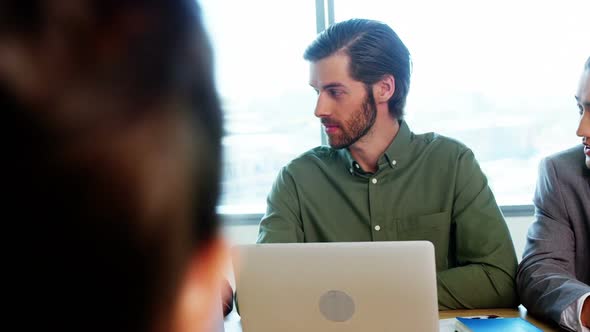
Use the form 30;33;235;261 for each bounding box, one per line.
310;82;347;90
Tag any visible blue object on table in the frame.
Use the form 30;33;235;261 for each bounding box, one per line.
455;316;543;332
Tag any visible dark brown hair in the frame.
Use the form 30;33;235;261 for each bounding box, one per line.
304;18;411;120
2;0;222;330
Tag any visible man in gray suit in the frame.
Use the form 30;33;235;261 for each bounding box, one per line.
517;57;590;331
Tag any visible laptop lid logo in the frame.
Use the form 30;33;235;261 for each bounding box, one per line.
319;290;356;322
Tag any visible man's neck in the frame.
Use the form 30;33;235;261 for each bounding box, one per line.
348;115;400;173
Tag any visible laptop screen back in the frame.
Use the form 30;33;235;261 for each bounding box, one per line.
234;241;439;332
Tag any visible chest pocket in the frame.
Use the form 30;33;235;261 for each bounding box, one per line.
396;211;451;271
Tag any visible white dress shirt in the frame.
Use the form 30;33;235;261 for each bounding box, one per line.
561;293;590;332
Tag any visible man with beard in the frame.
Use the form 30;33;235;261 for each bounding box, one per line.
257;19;518;309
517;57;590;331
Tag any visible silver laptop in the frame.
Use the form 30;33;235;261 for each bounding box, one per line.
233;241;439;332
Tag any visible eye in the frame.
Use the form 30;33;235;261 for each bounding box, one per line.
328;89;344;97
578;104;584;115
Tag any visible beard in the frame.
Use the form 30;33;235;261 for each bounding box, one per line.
323;91;378;149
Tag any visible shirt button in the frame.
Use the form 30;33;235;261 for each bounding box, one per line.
374;225;381;231
391;160;397;166
371;178;377;184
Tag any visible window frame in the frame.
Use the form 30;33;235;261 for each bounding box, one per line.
218;0;541;223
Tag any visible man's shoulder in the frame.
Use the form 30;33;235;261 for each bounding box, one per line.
411;131;471;157
544;145;585;166
541;145;588;181
283;145;338;172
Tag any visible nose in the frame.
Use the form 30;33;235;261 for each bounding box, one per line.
576;107;590;141
314;93;331;118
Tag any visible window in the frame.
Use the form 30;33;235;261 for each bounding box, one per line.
203;0;590;215
200;1;320;214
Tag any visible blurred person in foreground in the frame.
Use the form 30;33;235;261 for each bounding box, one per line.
517;56;590;331
1;0;231;331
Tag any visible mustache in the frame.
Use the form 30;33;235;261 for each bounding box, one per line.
321;118;340;126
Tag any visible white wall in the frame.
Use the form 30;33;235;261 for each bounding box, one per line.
223;216;534;261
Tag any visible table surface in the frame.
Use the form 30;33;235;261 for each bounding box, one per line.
223;306;562;331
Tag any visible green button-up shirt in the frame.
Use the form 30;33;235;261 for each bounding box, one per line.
258;121;518;309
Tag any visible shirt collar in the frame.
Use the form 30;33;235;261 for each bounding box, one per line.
381;119;413;168
339;120;414;174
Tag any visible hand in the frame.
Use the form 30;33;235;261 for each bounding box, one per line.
222;279;234;317
582;297;590;328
